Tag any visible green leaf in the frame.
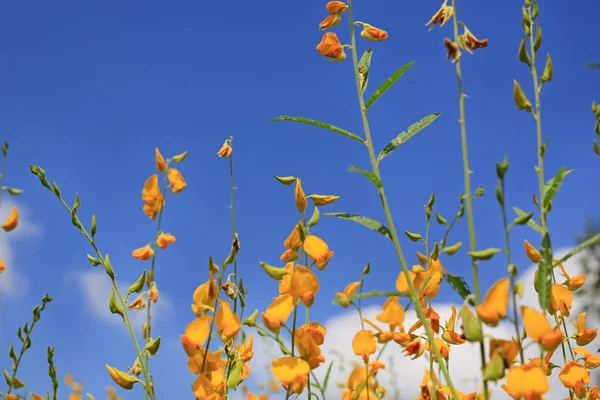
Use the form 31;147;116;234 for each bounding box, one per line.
322;361;335;391
358;49;373;94
404;231;422;242
323;212;391;240
332;290;408;305
513;207;543;234
348;165;381;188
365;61;414;109
445;272;473;304
536;233;553;310
468;248;502;260
271;116;364;144
543;167;573;208
511;211;534;227
377;113;441;162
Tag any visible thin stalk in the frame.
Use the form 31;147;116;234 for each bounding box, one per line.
143;174;169;399
450;2;488;397
230;153;239;314
346;1;459;398
499;179;525;364
0;153;6;206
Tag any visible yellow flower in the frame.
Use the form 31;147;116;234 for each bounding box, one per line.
316;32;346;62
289;265;320;307
262;294;295;334
574;347;600;369
423;338;450;360
142;174;164;219
521;306;564;351
278;262;294;295
271;357;310;396
132;244;154;260
556;262;586;291
528;349;557;376
400;259;444;299
238;334;254;363
573;312;598;346
360;24;389;42
376;296;405;332
294;324;326;369
148;283;159;303
559;361;590;398
336;281;361;308
352;330;376;362
524;239;542;263
217;140;233;158
128;294;146;310
476;277;509;326
363;318;395;344
156;233;176;249
216;300;240;343
502;364;549;400
167;168;186;194
2;206;18;232
283;224;303;250
155;148;167;172
303;235;334;270
441;305;465;345
192;374;220;399
295;179;308;213
192;273;218;316
548;283;573;316
0;258;5;273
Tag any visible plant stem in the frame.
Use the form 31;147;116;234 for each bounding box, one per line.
0;153;7;206
450;2;488;397
230;152;239;314
346;1;459;398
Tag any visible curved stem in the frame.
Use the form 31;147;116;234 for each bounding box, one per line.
346;1;459;398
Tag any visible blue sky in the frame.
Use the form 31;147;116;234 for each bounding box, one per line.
0;0;599;398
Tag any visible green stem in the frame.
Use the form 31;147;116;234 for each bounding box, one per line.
450;2;488;397
552;233;600;267
346;1;459;399
0;153;7;207
499;179;525;364
230;152;239;314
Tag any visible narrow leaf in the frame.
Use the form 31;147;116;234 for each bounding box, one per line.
543;167;573;208
348;165;382;188
536;233;553;310
445;272;473;303
358;49;373;93
322;361;335;391
271;116;364;144
323;212;391;240
468;248;502;261
366;61;414;109
377;113;441;161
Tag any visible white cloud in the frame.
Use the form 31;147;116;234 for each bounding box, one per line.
73;269;174;330
0;200;42;298
251;247;599;399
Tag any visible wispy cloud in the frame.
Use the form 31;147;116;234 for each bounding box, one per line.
251;247;596;399
0;200;42;298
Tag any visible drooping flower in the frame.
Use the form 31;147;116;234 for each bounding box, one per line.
521;306;564;351
262;294;295;334
426;0;454;29
335;281;361;308
271;357;310;396
559;361;590;398
216;300;241;343
441;305;465;345
303;235;334;270
423;338;450;360
142;174;164;220
156;233;176;249
181;316;212;355
444;38;461;63
573;312;598;346
155;148;167;172
319;13;342;30
0;259;5;274
128;294;146;310
316;32;347;62
574;347;600;369
502;363;549;400
325;1;347;14
192;267;218;316
167;168;187;194
289;265;320;307
294;323;326;369
548;283;573;316
557;262;586;291
217;140;233;158
132;245;154;260
294;179;308;213
359;23;389;42
148;283;159;303
457;27;488;54
476;277;509;326
2;206;19;232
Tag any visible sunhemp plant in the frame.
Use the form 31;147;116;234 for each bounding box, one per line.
270;0;600;399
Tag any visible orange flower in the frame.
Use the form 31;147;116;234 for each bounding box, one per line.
489;338;519;367
319;14;342;30
167;168;186;194
548;283;573;316
294;179;307;213
294;324;326;369
376;296;405;331
359;24;388;42
352;330;376;362
316;32;346;62
148;283;159;303
156;233;176;249
132;245;154;260
216;300;241;343
458;28;488;54
128;294;146;310
404;338;424;359
271;357;310;395
155;148;167;172
410;260;444;299
181;316;212;355
424;338;450;360
426;0;454;29
524;239;542;263
142;174;164;219
0;259;4;274
574;347;600;369
557;263;586;291
476;278;509;326
559;361;590;398
444;38;461;63
363;318;395;344
283;224;302;250
528;349;557;376
303;235;334;270
441;305;465;345
289;265;320;307
573;312;598;346
325;1;347;13
336;281;361;308
262;294;295;334
521;306;564;351
502;364;549;400
217;140;232;158
2;206;18;232
278;262;294;295
237;334;254;363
